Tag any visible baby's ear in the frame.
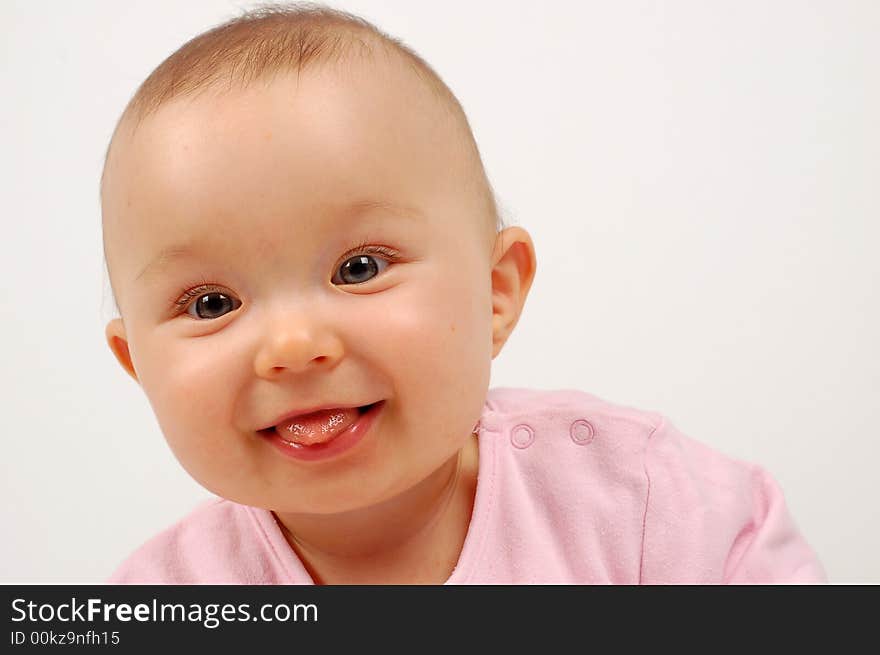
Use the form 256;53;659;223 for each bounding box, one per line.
105;318;139;383
489;226;537;359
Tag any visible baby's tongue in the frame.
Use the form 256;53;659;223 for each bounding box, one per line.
274;407;360;446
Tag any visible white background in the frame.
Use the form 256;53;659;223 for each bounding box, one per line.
1;0;877;583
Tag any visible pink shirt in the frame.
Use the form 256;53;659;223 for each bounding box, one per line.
108;387;826;584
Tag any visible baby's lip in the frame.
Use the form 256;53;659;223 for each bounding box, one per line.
258;401;377;431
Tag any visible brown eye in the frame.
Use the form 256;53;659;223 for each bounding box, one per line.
186;292;241;320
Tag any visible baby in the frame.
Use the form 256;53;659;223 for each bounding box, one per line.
100;4;825;584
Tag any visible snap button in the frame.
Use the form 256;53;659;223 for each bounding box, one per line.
510;424;535;449
570;419;595;445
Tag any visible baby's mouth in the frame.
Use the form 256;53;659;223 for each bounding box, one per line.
260;402;378;447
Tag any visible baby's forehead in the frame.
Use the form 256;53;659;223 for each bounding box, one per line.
113;62;469;201
109;55;462;192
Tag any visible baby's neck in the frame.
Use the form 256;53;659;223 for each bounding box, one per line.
274;434;479;584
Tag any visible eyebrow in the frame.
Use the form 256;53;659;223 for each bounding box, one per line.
134;199;422;282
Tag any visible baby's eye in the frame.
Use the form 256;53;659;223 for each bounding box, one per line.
332;251;394;286
184;291;242;320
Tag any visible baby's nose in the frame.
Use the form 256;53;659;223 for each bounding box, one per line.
253;317;345;378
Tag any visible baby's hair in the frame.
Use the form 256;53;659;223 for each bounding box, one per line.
100;1;507;235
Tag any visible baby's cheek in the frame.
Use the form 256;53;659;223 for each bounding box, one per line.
392;278;486;370
146;349;195;402
374;283;450;346
145;346;230;439
431;274;491;350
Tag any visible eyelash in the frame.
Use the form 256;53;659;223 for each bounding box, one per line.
170;241;402;316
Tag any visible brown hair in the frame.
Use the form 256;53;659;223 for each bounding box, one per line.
101;1;504;234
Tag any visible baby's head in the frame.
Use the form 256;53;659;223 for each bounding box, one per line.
101;4;536;514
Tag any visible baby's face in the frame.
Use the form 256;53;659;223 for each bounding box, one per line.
102;60;498;514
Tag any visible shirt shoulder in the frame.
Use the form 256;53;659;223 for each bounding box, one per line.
106;498;289;584
471;387;663;583
481;386;663;468
474;387;825;584
482;386;797;510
